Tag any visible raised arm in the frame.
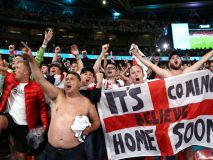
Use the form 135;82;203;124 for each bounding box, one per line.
183;50;213;73
88;72;103;105
52;46;61;62
0;55;8;75
8;44;15;69
35;29;53;66
120;66;131;85
93;44;109;73
70;44;83;74
0;56;6;96
132;44;170;78
22;43;61;101
103;52;108;69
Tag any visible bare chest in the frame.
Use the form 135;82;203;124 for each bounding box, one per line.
51;101;88;117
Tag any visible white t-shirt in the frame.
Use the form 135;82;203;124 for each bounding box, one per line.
6;83;28;125
102;79;124;90
54;74;64;89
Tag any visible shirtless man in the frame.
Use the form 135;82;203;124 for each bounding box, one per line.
22;44;100;160
131;44;213;160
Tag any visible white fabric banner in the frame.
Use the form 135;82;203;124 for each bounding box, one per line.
98;70;213;160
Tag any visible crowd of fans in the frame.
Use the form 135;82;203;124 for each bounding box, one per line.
0;1;213;159
1;8;213;58
1;38;212;58
0;9;165;33
0;29;212;160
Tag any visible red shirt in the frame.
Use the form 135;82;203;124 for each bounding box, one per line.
0;72;49;130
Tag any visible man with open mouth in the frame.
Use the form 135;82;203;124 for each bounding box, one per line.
129;64;145;85
23;45;100;160
49;61;65;89
102;62;124;90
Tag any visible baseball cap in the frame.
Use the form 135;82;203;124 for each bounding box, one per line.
50;61;62;70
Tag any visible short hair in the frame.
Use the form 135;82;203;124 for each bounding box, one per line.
66;71;81;81
80;67;95;75
16;60;31;75
130;64;144;75
16;54;25;60
169;51;181;61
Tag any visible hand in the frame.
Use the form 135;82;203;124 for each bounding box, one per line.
130;43;139;55
124;59;128;64
0;64;8;74
54;46;61;53
127;63;131;69
102;44;109;54
99;67;105;74
70;44;79;57
0;60;8;72
39;127;47;134
43;29;53;44
111;58;115;63
82;127;90;136
21;41;34;60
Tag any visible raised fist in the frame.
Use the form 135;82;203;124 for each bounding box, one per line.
70;44;79;57
102;44;109;54
54;46;61;53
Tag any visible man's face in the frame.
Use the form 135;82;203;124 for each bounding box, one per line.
210;62;213;67
12;56;24;69
204;62;210;69
41;65;49;74
153;56;160;63
169;55;182;70
14;62;26;81
80;71;95;86
210;62;213;72
130;65;144;84
66;61;71;67
64;74;81;93
82;51;87;58
50;66;61;76
105;64;116;79
8;45;15;52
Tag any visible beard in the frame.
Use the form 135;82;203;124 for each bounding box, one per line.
169;62;182;70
